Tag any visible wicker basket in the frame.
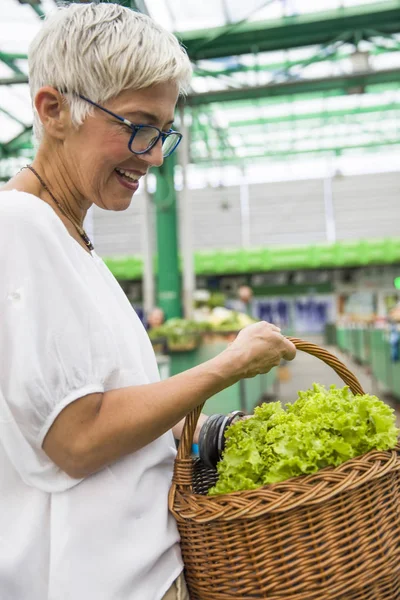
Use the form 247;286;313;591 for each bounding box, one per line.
169;338;400;600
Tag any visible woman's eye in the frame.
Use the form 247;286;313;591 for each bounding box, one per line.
119;124;133;135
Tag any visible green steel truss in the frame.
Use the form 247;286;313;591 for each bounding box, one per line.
0;0;400;167
178;1;400;59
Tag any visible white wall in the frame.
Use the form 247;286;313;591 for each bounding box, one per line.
247;179;327;247
180;185;242;249
332;172;400;240
91;170;400;257
91;192;146;256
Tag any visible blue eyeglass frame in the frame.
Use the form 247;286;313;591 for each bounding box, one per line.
79;94;182;158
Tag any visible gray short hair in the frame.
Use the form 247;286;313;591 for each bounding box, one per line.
29;2;192;142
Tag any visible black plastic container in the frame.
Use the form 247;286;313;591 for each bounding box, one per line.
198;411;245;469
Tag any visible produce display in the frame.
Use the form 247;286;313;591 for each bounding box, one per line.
209;384;399;495
148;308;256;351
148;318;211;350
205;307;256;331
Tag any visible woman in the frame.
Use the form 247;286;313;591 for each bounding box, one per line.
0;4;296;600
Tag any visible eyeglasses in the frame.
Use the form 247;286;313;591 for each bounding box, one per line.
79;95;182;158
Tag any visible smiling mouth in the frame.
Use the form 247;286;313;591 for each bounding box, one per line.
115;167;141;182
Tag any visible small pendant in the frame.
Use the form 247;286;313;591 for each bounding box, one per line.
82;231;94;251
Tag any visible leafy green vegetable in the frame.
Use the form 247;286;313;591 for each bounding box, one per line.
207;308;256;331
208;384;399;495
149;311;256;350
148;318;211;347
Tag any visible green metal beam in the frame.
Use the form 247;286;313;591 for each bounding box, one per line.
228;103;400;128
0;51;25;76
193;139;400;165
107;0;141;8
4;42;398;84
0;107;28;128
0;127;33;158
0;53;27;61
203;106;236;158
30;3;45;19
130;0;150;14
186;68;400;106
0;74;28;86
16;0;45;18
195;83;399;111
179;1;400;60
66;0;150;13
193;45;400;79
192;111;213;159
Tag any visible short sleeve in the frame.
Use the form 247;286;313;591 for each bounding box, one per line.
0;192;118;492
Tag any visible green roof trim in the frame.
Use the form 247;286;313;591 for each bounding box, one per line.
104;238;400;280
104;256;144;280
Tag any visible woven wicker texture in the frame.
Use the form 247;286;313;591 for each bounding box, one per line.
169;338;400;599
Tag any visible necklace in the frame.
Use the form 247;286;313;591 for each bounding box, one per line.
24;165;94;251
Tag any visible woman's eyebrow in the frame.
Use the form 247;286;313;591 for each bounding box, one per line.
123;110;175;126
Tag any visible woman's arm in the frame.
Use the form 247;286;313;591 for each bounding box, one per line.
43;323;295;478
43;352;237;478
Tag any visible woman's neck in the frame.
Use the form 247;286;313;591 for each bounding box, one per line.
2;146;93;254
31;146;89;228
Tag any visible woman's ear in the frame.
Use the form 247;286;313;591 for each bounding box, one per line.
34;87;71;140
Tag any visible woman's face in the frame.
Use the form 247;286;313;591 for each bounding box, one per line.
64;81;179;211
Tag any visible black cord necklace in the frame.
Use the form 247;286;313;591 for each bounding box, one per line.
24;165;94;251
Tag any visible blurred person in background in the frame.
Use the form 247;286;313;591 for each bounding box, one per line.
227;284;255;317
238;284;254;315
147;306;166;330
0;4;296;600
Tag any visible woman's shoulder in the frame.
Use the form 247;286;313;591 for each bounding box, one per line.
0;189;52;216
0;189;57;232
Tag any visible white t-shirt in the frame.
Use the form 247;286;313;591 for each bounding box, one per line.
0;190;183;600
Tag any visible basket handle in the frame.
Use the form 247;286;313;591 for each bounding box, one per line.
176;337;365;463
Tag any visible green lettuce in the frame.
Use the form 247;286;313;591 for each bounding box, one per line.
208;384;399;495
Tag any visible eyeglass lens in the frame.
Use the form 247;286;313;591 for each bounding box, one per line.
129;127;180;157
161;133;180;157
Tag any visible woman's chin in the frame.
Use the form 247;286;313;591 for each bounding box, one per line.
112;195;135;211
96;191;135;212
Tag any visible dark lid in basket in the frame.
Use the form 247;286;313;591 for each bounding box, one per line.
198;411;245;470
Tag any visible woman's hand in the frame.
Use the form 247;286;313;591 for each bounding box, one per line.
221;321;296;380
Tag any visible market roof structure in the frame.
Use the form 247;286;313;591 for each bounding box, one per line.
1;0;400;179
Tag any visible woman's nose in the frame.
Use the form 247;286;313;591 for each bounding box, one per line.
142;139;164;168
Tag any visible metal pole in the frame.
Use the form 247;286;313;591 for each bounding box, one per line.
153;156;182;319
142;183;155;318
323;175;336;243
179;105;195;320
240;166;251;248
